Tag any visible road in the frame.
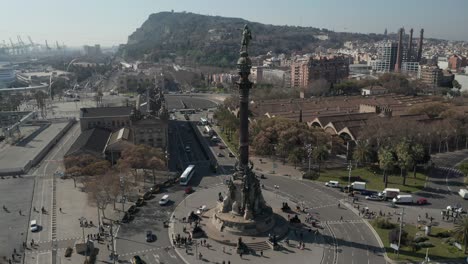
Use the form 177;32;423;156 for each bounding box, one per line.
25;123;81;262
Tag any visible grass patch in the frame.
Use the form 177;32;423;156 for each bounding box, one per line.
371;221;466;262
217;130;239;155
317;167;427;193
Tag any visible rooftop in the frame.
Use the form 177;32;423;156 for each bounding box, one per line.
80;106;133;118
65;128;111;157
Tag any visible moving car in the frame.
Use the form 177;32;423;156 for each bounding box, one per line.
146;230;156;242
365;195;383;201
416;198;428;205
219;144;226;149
30;220;39;232
325;180;340;188
228;152;235;157
185;146;191;153
392;194;413;204
217;152;224;157
185;186;194;194
131;255;144;264
159;194;170;205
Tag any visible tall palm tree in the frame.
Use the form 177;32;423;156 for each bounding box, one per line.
353;140;372;167
378;147;395;188
453;215;468;253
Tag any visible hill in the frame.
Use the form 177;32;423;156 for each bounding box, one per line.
119;11;385;67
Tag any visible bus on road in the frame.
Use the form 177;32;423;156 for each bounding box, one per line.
180;165;196;186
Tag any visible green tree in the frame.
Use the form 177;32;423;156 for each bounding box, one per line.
378;147;395;188
353;140;372;167
288;147;304;169
453;215;468;253
396;140;413;186
410;143;425;178
312;145;329;176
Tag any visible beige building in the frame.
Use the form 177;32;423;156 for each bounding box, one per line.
291;56;349;88
118;71;156;93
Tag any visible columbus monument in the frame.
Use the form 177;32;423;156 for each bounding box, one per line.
211;25;276;236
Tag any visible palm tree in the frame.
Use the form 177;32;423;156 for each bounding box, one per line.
453;215;468;253
378;147;395;188
313;145;329;176
353;140;372;167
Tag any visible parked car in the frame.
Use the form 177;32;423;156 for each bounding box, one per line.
127;205;137;214
217;152;224;157
228;152;235;157
122;212;133;223
416;198;428;205
150;185;160;194
146;230;156;242
136;198;145;207
219;145;226;149
365;195;383;201
143;191;152;200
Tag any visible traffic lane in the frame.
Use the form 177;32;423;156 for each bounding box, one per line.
0;177;34;258
416;168;466;209
260;176;340;208
116;189;185;261
331;222;385;264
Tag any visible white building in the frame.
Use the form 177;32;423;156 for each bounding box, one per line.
361;86;388;96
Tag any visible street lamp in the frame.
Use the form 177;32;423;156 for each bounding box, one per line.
397;207;405;258
305;144;312;172
347;161;352;191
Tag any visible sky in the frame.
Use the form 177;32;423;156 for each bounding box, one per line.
1;0;467;47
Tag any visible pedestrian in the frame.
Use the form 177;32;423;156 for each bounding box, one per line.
240;252;243;258
338;203;340;208
59;208;62;213
340;216;343;221
223;246;225;253
425;212;428;219
260;250;263;257
228;261;231;264
19;210;21;215
12;254;14;260
13;248;16;255
417;215;421;222
107;244;110;250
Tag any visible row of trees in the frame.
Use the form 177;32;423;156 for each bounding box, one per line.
250;117;330;170
353;138;427;187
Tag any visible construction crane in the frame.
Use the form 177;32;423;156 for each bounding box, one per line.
9;38;17;55
45;40;51;50
56;41;61;50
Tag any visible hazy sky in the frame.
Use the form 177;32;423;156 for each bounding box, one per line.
1;0;467;47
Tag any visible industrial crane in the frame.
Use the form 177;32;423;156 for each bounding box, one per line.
56;41;61;50
45;40;51;50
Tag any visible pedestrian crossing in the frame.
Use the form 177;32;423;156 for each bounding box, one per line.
325;219;365;225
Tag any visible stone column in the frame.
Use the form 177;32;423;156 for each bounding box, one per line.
237;52;252;171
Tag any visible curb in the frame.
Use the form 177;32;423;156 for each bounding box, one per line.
168;196;191;264
342;201;396;264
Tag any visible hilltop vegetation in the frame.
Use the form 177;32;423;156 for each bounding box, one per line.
119;12;385;67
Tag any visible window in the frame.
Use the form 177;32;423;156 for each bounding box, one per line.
156;138;162;142
112;120;115;126
97;121;101;125
147;129;152;133
139;129;144;134
139;139;145;143
148;138;154;142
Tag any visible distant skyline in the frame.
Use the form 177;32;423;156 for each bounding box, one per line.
1;0;467;47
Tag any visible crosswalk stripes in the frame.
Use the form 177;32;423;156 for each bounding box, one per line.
325;219;365;225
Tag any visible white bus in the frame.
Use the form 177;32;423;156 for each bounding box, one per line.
200;117;208;125
180;165;196;186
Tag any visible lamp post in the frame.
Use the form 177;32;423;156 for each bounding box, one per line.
397;207;405;258
347;161;352;190
305;144;312;172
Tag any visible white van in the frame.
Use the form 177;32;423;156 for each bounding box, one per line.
30;220;39;232
325;180;340;188
159;194;170;205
